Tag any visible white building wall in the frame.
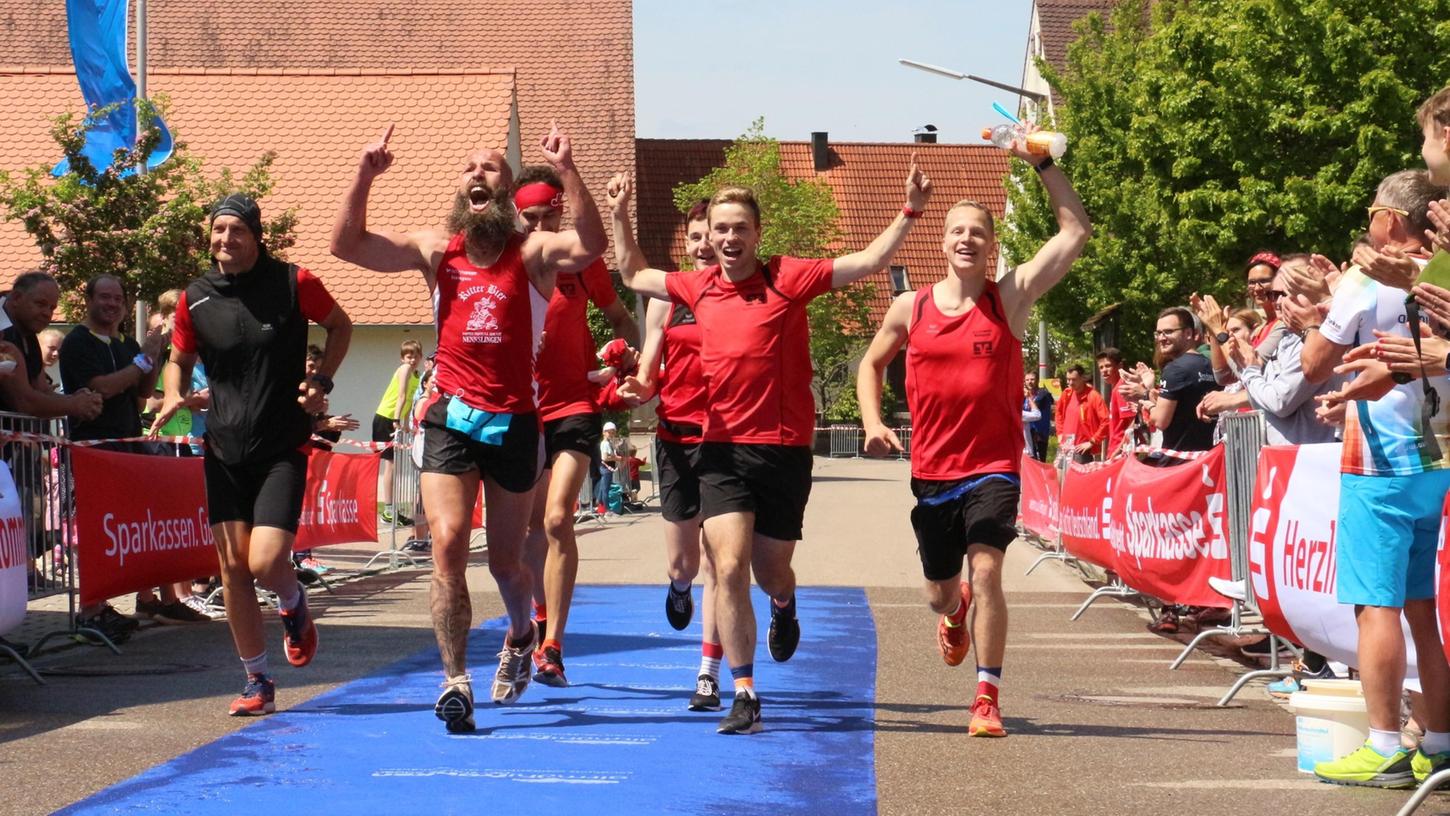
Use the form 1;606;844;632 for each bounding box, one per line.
309;324;437;439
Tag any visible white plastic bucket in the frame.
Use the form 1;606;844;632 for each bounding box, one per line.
1289;683;1369;774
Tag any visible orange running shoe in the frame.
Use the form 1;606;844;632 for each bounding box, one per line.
228;674;276;716
968;694;1007;738
936;582;972;667
280;592;318;668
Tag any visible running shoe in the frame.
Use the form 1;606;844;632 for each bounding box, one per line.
132;596;167;621
717;693;762;735
1147;610;1179;634
689;674;722;712
229;674;276;716
435;674;476;734
74;605;138;645
491;621;538;704
1314;742;1415;788
666;583;693;630
968;694;1007;738
297;556;331;575
767;594;800;662
937;582;972;667
1413;748;1450;784
402;538;432;554
534;645;568;688
280;589;318;668
182;594;223;620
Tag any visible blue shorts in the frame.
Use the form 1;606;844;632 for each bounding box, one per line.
1336;470;1450;607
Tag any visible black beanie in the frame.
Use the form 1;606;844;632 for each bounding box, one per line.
210;193;265;243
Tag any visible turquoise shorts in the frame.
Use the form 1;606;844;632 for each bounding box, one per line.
1335;470;1450;607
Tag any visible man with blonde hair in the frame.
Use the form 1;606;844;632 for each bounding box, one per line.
857;130;1090;737
611;160;932;734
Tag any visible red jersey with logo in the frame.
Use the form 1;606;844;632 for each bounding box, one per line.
905;281;1023;480
656;300;706;444
537;258;617;422
431;233;546;415
1106;382;1138;453
664;256;834;446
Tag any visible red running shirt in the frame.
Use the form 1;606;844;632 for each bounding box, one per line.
905;282;1024;480
537;258;617;422
431;233;546;415
656;300;706;444
665;257;834;445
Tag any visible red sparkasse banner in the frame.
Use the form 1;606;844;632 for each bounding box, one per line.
1058;457;1123;570
1108;446;1233;608
295;449;380;549
71;447;219;607
1018;458;1060;540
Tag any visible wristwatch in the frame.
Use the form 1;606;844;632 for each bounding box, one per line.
1214;332;1230;345
309;373;334;394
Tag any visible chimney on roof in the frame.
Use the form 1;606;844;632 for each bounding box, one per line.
914;124;938;144
811;132;829;172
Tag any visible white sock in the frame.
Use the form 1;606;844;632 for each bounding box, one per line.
1424;730;1450;755
1370;728;1402;755
274;581;302;612
241;652;268;676
671;578;690;592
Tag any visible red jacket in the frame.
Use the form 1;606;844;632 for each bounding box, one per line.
1056;386;1108;449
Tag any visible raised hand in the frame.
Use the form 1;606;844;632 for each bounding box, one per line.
1427;199;1450;254
1352;243;1417;291
1190;292;1226;336
297;379;327;414
540;122;574;171
1004;121;1043;164
905;153;933;212
1414;282;1450;328
605;172;632;214
359;124;395;179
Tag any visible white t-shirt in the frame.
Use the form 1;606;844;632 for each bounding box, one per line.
1320;263;1449;475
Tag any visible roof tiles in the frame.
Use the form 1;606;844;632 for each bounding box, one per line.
635;139;1011;320
1036;0;1117;74
0;68;514;324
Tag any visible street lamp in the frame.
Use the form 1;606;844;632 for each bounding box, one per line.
898;58;1047;102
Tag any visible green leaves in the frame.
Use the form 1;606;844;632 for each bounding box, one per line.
1004;0;1450;364
0;96;296;324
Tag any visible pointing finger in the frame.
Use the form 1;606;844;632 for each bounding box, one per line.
381;123;394;145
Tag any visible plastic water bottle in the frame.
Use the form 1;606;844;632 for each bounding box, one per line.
980;124;1068;159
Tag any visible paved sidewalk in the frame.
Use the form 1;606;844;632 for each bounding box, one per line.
0;456;1434;815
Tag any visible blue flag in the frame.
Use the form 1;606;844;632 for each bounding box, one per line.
55;0;173;177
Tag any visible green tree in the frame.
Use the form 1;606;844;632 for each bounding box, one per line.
1002;0;1450;364
0;98;296;324
673;118;872;419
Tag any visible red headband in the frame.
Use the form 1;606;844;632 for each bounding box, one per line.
514;182;563;212
1246;251;1281;271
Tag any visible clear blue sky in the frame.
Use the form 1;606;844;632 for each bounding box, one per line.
633;0;1035;144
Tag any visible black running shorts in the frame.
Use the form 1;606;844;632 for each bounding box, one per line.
419;396;542;494
910;475;1020;582
655;437;702;523
543;412;602;462
372;413;398;462
203;448;309;532
697;442;812;541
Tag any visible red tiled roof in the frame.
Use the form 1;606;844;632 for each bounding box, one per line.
0;67;514;324
1;0;636;269
1035;0;1118;74
635;139;1011;320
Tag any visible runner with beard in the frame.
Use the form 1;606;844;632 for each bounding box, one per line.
331;124;607;733
514;165;639;688
619;200;727;710
609;162;932;735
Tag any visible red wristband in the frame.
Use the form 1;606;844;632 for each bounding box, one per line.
902;206;923;219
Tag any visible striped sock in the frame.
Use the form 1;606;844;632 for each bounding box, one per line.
730;663;756;698
977;666;1001;702
700;641;723;680
241;652;268;677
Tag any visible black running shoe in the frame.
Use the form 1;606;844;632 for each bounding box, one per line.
666;583;693;630
767;594;799;662
435;675;475;733
717;693;762;735
689;674;721;712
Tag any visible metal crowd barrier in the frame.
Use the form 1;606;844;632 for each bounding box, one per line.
364;425;425;570
821;425;911;459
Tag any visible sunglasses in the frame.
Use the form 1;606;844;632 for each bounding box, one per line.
1368;204;1410;219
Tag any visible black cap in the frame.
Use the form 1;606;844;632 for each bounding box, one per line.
210;193;264;243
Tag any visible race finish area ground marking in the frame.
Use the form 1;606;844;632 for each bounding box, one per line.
59;585;877;815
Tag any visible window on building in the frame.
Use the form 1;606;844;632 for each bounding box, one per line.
889;265;909;294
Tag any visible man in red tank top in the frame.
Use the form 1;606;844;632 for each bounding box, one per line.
330;124;608;734
609;162;933;735
513;165;639;689
621;200;730;711
857;126;1092;738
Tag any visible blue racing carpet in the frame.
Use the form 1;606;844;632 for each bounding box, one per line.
60;585;878;815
